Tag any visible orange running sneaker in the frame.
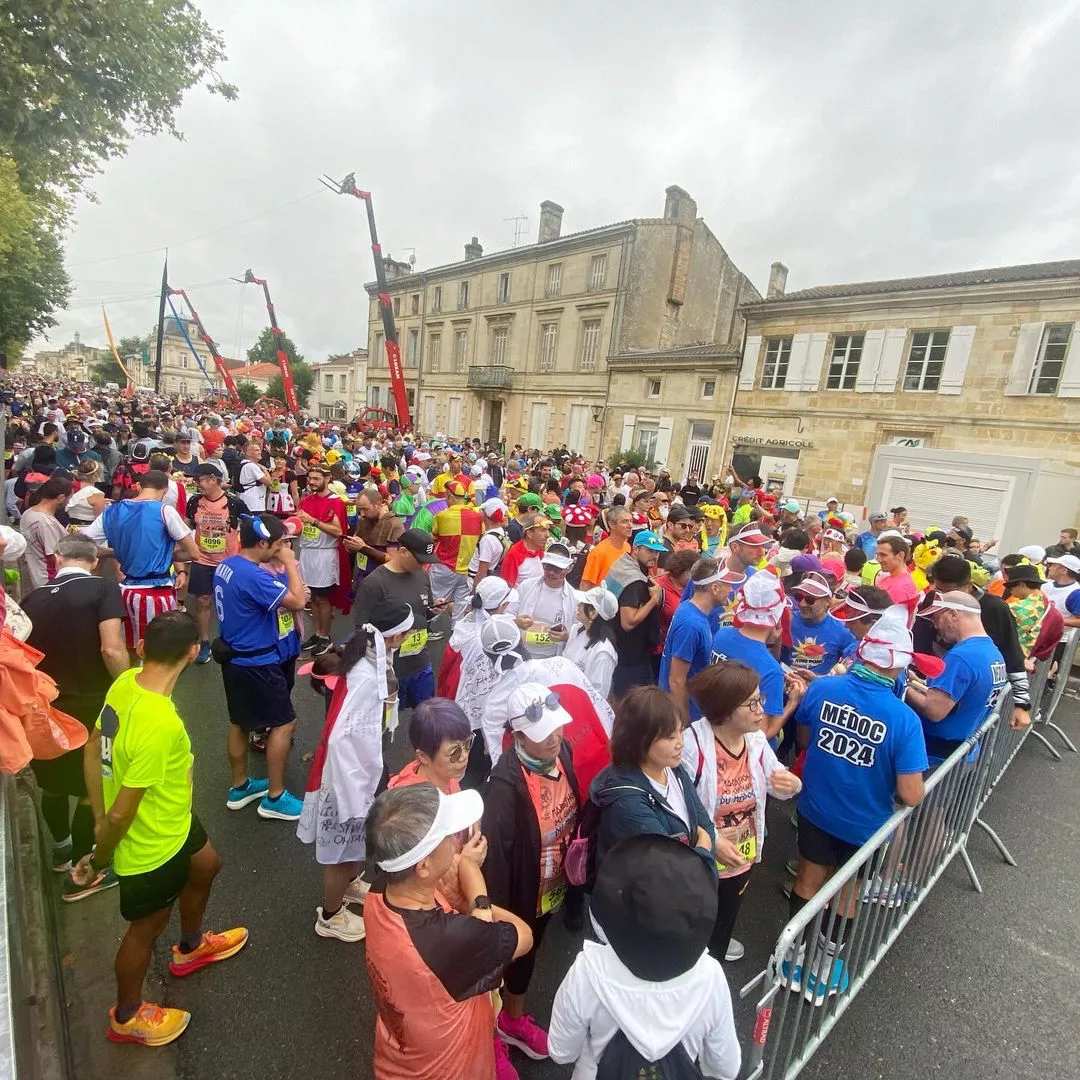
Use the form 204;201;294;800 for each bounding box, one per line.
107;1003;190;1046
168;927;249;977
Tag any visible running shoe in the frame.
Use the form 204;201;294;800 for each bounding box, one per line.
226;777;270;810
496;1012;549;1060
62;866;118;903
781;944;805;993
803;955;849;1005
301;633;321;651
196;641;213;665
343;877;370;905
257;790;303;821
494;1035;520;1080
315;906;366;942
427;628;446;641
168;927;249;977
52;836;73;873
310;636;333;656
107;1003;190;1046
724;937;745;962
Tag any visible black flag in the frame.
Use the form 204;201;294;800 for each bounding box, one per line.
154;253;168;393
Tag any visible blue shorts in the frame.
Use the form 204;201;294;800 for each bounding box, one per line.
398;666;435;710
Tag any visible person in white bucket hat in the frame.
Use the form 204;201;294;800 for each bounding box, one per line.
563;586;620;699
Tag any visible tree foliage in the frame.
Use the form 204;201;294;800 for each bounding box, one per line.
235;380;260;407
267;362;314;410
91;333;144;384
0;0;236;357
246;326;304;368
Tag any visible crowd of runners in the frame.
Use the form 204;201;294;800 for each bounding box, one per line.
2;373;1077;1079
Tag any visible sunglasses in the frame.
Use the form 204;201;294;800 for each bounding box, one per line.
444;734;475;763
513;690;561;725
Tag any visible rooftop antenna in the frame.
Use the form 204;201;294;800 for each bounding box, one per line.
504;215;529;248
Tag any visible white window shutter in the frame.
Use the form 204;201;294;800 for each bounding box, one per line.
856;330;885;392
784;333;810;391
874;329;907;392
739;335;761;390
801;332;829;391
938;325;975;395
620;415;636;451
1058;322;1080;398
1005;322;1044;396
656;417;674;466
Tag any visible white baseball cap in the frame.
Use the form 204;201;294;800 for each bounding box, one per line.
507;683;573;742
1047;554;1080;574
573;586;618;621
474;576;518;610
541;542;574;570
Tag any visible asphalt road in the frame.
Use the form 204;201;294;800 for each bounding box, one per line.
57;616;1080;1080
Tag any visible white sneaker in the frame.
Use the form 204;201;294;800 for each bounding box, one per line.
724;937;745;962
343;877;371;905
315;906;366;942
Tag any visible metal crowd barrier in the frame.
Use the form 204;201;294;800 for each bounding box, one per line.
1039;628;1079;753
741;693;1013;1080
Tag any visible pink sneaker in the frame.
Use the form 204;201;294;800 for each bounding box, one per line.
493;1034;519;1079
497;1011;549;1060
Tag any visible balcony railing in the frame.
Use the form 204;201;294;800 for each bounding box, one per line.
467;365;514;390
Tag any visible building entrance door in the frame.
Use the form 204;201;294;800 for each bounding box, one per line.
486;400;503;448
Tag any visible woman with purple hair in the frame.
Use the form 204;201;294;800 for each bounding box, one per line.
389;697;474;795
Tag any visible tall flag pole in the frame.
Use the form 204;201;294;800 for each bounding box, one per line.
154;252;168;393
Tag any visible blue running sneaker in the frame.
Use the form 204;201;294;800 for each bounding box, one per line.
803;956;849;1005
196;641;213;665
226;777;270;810
258;790;303;821
780;944;805;993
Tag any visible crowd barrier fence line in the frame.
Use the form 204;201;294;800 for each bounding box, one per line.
736;670;1075;1080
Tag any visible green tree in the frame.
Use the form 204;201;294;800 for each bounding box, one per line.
235;380;260;407
0;0;236;357
266;363;314;410
246;326;304;368
91;333;143;384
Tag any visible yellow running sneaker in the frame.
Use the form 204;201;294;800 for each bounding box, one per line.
168;927;249;977
107;1003;190;1046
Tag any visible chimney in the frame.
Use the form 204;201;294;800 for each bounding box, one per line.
663;185;697;227
767;261;789;298
464;236;483;261
538;201;564;243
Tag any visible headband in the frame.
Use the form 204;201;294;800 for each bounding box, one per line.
362;610;415;699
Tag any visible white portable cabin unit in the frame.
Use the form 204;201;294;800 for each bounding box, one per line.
864;445;1080;552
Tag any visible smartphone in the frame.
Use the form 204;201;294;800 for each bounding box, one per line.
549;623;565;634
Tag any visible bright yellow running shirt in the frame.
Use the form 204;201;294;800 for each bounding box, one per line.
97;669;193;875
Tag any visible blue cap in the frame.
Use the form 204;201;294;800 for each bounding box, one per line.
632;529;668;552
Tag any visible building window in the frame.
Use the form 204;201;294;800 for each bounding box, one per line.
411;293;420;315
538;323;558;372
497;272;510;304
407;388;416;409
588;254;607;291
324;373;334;391
429;333;441;373
393;296;401;317
701;378;716;399
406;328;420;368
180;355;188;369
761;336;791;388
373;333;384;366
339;373;348;391
458;281;469;310
491;326;508;365
634;422;658;460
432;285;442;313
1030;323;1073;394
547;264;562;298
454;330;468;374
826;333;864;390
647;378;661;398
579;319;601;372
904;329;949;391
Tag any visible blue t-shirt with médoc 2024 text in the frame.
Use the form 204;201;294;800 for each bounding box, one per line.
213;555;292;667
923;634;1006;754
796;668;928;846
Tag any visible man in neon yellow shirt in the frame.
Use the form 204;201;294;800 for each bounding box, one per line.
79;610;248;1047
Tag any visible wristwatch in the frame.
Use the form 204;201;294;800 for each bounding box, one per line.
472;895;492;911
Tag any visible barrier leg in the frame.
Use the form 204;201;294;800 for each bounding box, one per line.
957;844;984;892
1042;721;1078;753
1027;727;1064;761
972;816;1018;867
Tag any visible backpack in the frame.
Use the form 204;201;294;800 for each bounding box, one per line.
596;1029;704;1079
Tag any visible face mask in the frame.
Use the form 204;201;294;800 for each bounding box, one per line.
659;505;669;520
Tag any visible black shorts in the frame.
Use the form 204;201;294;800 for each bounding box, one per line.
796;815;863;870
222;658;297;731
308;585;334;598
31;747;88;799
117;815;208;922
188;562;217;596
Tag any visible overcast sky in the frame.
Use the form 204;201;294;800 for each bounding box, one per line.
46;0;1080;364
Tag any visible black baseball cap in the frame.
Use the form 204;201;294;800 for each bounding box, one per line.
194;463;223;479
399;528;438;563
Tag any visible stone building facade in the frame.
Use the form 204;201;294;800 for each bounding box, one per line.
363;187;757;465
732;260;1080;504
311;349;368;421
